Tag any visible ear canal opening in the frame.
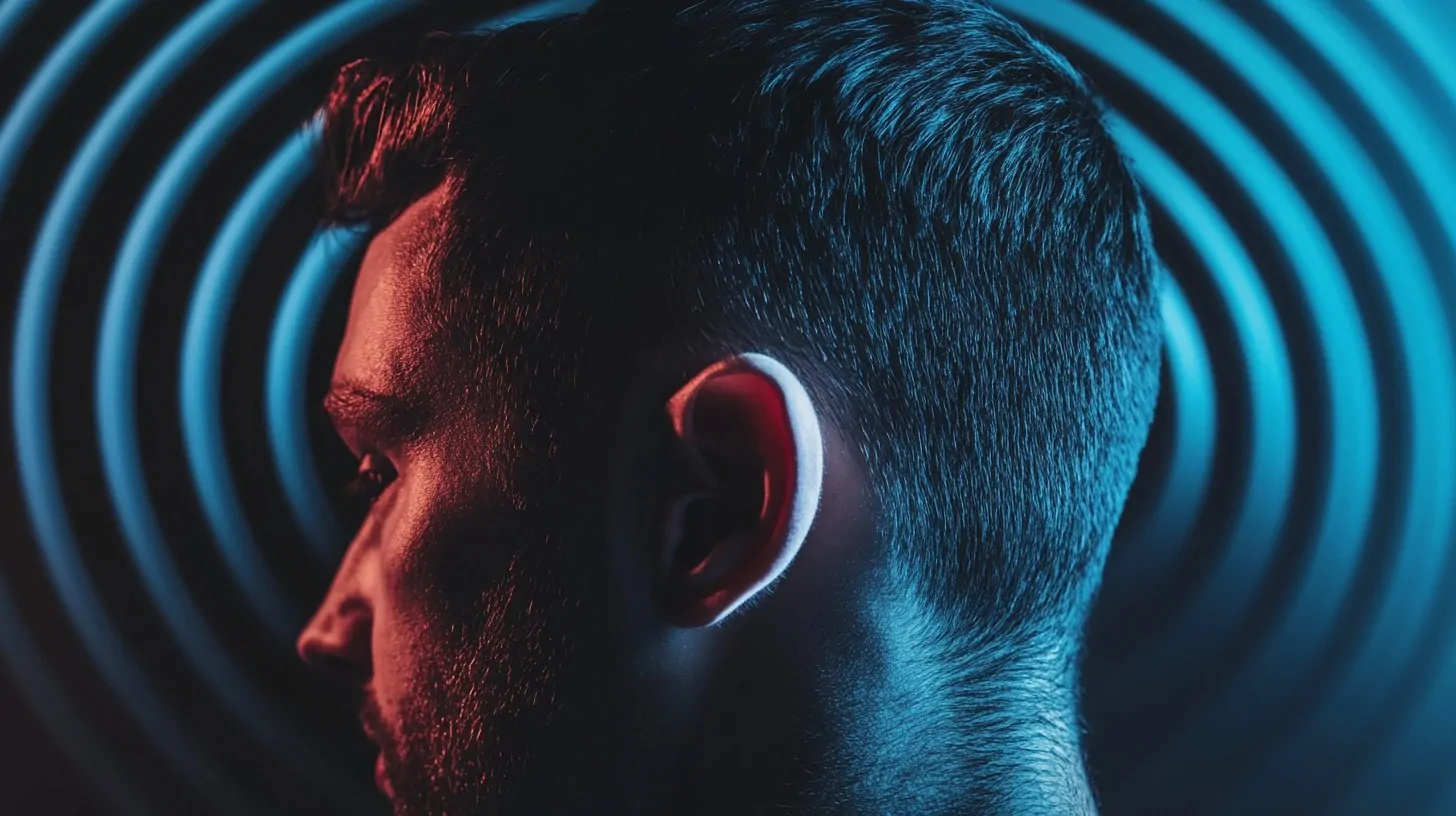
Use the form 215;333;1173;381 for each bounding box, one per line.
697;443;765;501
673;496;760;573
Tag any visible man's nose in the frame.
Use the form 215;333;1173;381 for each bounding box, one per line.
296;596;373;684
296;550;374;684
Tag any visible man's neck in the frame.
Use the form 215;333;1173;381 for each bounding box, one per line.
675;686;1095;816
839;586;1098;813
833;681;1096;815
672;627;1096;815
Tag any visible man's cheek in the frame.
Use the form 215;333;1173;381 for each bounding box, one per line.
385;486;527;620
367;599;427;745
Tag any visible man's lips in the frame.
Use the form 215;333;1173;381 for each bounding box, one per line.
374;751;395;799
359;716;394;800
359;693;395;799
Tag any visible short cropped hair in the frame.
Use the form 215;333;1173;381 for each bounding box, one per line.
319;0;1162;663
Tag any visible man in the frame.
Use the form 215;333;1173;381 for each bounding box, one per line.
295;0;1162;813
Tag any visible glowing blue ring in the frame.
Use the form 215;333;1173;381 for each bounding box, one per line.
1127;3;1454;801
93;0;416;808
1332;7;1456;811
995;0;1379;689
0;0;39;58
1105;272;1213;563
1285;6;1456;256
1119;275;1215;553
1169;0;1455;651
1100;116;1294;599
1223;6;1456;809
267;227;364;557
1369;3;1456;118
0;4;137;807
1113;118;1295;553
0;0;133;208
10;2;262;813
468;0;596;30
1115;0;1381;655
180;126;316;642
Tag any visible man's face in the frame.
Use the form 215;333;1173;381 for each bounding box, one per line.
296;187;618;815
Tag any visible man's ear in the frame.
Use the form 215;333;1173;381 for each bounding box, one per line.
660;352;824;628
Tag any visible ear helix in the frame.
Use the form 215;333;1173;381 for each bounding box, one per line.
662;353;825;625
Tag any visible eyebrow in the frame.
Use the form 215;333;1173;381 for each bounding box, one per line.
322;379;429;450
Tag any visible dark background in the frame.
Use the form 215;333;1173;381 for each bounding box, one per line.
2;1;1455;813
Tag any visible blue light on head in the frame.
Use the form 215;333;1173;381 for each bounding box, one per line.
5;0;1456;812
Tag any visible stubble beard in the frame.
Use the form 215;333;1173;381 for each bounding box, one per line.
375;554;571;816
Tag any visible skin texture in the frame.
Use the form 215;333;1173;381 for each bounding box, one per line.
298;186;579;814
296;185;876;815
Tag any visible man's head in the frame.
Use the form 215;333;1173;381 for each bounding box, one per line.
295;1;1162;814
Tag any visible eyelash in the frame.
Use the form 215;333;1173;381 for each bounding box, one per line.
345;453;397;505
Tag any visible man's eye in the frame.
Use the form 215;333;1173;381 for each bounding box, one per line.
344;453;397;504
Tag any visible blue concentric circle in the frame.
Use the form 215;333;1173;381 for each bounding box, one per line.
3;2;1455;813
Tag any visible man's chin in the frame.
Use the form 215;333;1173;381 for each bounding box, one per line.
380;743;506;816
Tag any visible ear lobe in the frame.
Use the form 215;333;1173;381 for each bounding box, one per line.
661;353;824;627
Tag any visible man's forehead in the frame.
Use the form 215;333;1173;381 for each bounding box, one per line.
352;185;452;321
333;185;453;393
